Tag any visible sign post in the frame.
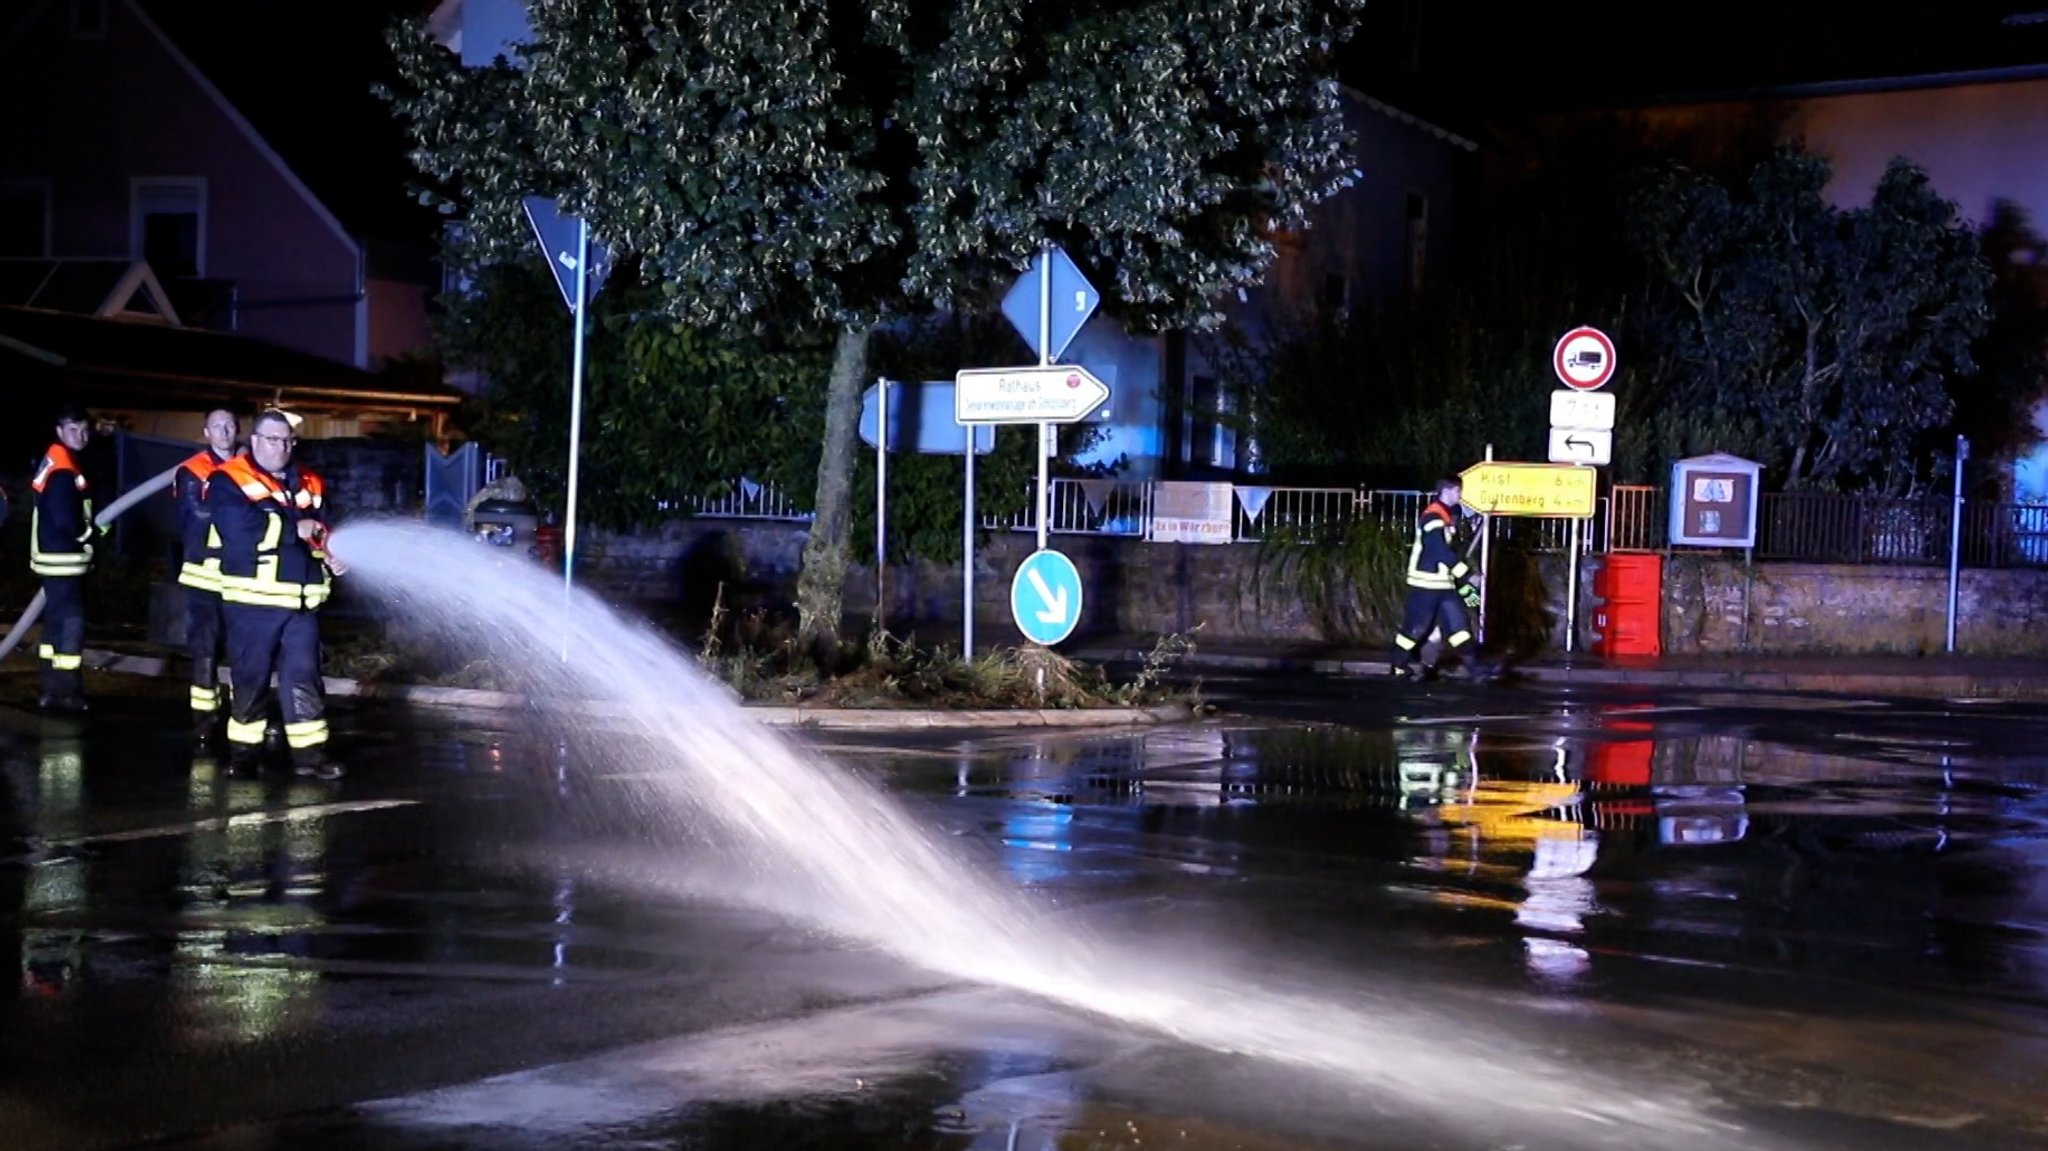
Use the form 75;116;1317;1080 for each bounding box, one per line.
859;380;995;655
523;197;612;600
972;244;1108;668
1547;326;1617;654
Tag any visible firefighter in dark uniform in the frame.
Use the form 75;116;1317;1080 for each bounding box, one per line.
173;409;241;742
208;410;347;779
30;405;97;713
1391;476;1499;682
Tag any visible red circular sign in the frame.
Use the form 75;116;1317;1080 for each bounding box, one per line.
1553;326;1617;391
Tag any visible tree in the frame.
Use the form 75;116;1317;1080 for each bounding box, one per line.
383;0;1364;655
1624;149;1991;491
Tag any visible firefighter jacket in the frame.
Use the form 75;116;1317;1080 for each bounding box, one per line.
1404;499;1473;591
30;443;93;578
207;456;334;610
173;447;236;591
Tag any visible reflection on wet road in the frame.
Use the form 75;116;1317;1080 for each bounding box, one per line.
4;680;2048;1150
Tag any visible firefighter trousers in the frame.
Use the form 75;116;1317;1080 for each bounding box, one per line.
225;604;327;760
186;585;227;714
38;576;85;701
1392;587;1474;668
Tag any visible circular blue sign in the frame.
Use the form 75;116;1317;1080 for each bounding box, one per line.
1010;549;1083;646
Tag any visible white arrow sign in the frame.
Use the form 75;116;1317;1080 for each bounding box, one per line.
1026;568;1071;624
1548;427;1613;466
955;364;1112;424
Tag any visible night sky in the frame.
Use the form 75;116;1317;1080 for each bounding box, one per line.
118;0;2048;245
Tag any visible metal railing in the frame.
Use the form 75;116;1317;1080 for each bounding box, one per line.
661;478;814;522
1603;485;1665;552
1757;492;2048;568
662;472;2048;568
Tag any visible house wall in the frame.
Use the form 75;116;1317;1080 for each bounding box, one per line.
367;277;434;365
0;0;366;365
1176;92;1470;476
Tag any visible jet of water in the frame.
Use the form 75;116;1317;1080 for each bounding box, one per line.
331;521;1763;1149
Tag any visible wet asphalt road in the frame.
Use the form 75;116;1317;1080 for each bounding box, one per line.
4;672;2048;1150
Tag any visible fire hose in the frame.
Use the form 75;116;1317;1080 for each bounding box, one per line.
0;465;181;665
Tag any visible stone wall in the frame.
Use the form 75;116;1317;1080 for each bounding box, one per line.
563;519;2048;657
573;521;1325;647
1656;553;2048;656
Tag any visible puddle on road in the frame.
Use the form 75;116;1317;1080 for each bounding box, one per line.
12;706;2048;1151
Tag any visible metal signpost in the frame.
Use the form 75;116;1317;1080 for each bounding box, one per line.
523;196;612;599
962;243;1112;664
1543;325;1617;652
859;379;995;648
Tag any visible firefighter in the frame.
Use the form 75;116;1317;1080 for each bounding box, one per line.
174;409;241;742
30;405;97;713
208;410;348;779
1391;476;1499;682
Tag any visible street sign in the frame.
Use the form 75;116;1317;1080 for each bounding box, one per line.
1549;389;1616;431
1010;548;1083;646
955;364;1112;425
1553;326;1616;391
1459;460;1598;517
1003;246;1100;362
1548;427;1613;466
860;381;995;455
523;196;611;313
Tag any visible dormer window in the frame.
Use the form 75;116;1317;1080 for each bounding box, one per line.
69;0;107;40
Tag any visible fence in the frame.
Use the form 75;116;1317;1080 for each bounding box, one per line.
670;473;2048;569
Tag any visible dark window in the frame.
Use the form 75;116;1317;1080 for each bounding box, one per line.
69;0;106;39
142;212;199;278
133;180;205;277
1405;192;1428;292
0;183;48;257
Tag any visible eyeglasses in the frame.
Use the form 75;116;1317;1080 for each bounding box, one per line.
252;432;296;446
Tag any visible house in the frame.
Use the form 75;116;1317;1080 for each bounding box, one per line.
1533;64;2048;502
1159;89;1477;480
0;0;441;377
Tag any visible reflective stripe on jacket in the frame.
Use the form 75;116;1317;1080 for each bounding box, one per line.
30;443;92;578
174;447;235;590
208;456;332;610
1404;500;1471;590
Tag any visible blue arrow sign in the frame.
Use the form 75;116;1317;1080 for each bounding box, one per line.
523;196;611;314
860;381;995;455
1002;246;1100;362
1010;548;1083;646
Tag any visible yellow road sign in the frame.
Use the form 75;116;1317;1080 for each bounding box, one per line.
1459;461;1597;517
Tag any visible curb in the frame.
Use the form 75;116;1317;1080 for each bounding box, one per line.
1120;648;2048;703
77;647;1196;730
328;679;1193;729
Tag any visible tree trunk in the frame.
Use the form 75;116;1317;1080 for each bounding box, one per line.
795;324;871;660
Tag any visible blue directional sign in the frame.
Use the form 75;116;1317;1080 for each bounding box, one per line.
860;381;995;455
523;196;612;314
1010;548;1084;646
1002;245;1100;362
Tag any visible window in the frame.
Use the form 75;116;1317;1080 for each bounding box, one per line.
0;181;50;258
131;178;206;278
1184;375;1238;470
68;0;106;39
1405;191;1428;292
1320;272;1349;315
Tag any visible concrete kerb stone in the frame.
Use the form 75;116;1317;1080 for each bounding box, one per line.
1151;647;2048;702
80;647;1193;731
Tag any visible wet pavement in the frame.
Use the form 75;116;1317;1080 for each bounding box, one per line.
5;677;2048;1150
